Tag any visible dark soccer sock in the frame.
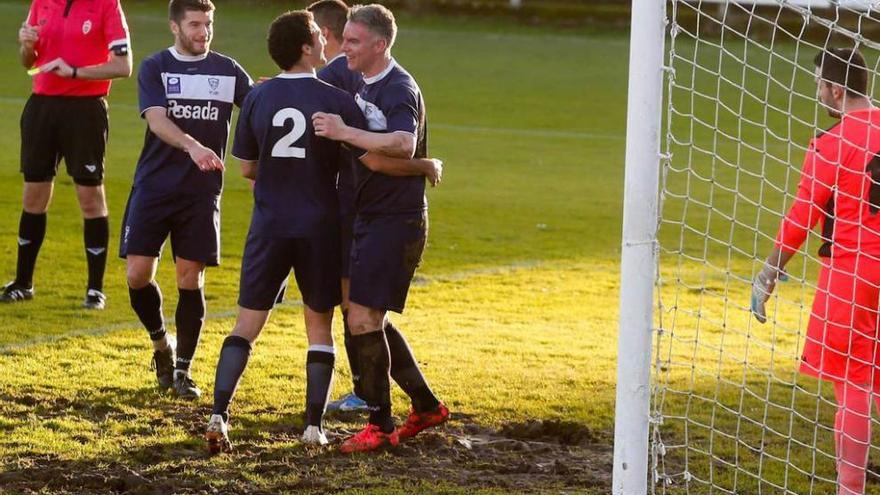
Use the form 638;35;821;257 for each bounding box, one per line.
352;331;394;433
15;211;47;287
175;287;206;375
342;310;361;392
83;216;109;292
213;335;253;422
386;320;440;413
129;282;166;341
305;345;335;428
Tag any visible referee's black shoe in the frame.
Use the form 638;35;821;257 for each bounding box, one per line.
0;281;33;303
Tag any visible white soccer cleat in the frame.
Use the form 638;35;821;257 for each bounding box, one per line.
301;425;329;446
205;414;232;454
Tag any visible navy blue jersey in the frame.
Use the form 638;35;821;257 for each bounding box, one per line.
318;53;363;217
134;47;253;195
232;73;366;238
352;60;428;215
318;53;362;96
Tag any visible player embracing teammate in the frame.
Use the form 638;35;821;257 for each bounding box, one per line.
204;6;447;454
312;3;450;453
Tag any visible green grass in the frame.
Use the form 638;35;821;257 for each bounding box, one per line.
0;1;867;493
0;1;621;493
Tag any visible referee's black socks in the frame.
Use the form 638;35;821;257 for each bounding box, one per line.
175;287;205;377
352;330;394;433
15;211;46;288
385;321;441;413
83;216;108;292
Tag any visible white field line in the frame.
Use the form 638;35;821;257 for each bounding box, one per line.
0;261;547;354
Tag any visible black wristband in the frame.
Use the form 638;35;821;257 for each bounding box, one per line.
72;66;77;79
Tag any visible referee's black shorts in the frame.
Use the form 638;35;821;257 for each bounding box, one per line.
20;94;109;186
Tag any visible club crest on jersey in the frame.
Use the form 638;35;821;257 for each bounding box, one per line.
167;77;182;95
208;77;220;95
82;20;92;35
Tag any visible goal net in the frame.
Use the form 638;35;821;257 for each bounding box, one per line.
639;0;880;493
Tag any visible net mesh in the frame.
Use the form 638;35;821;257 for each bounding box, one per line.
653;1;880;493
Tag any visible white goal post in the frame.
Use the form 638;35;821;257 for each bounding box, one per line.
615;0;880;494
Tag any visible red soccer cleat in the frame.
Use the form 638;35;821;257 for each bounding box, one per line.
397;402;450;440
340;424;400;454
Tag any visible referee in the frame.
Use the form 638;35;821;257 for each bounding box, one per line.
2;0;132;309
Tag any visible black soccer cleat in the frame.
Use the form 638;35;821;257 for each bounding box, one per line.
0;281;34;303
151;347;175;390
173;374;202;400
83;289;106;310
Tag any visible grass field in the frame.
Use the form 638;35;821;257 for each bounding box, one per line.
0;1;624;493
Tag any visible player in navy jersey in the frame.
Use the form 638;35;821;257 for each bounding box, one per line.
120;0;252;401
313;4;448;454
204;9;441;453
308;0;369;414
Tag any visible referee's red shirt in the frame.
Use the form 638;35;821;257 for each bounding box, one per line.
27;0;129;97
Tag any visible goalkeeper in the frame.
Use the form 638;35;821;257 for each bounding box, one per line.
752;47;880;495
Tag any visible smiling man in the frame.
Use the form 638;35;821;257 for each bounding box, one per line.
120;0;252;400
312;3;448;454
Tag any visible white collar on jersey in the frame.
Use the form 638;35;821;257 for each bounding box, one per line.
363;58;396;85
167;46;208;62
276;71;317;79
327;52;346;65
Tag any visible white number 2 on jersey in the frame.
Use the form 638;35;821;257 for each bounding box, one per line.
271;108;307;158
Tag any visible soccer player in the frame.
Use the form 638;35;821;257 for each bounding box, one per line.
313;4;449;453
204;9;441;453
121;0;252;400
308;0;369;414
3;0;132;308
751;48;880;495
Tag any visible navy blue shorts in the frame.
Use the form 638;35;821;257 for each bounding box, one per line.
340;213;355;279
238;230;342;312
119;188;221;266
349;212;427;313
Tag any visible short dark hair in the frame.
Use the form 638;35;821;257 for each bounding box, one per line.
169;0;215;23
348;4;396;49
268;11;315;71
307;0;348;42
814;47;868;98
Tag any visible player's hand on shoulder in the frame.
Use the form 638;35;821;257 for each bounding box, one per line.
19;22;38;48
312;112;346;140
39;57;74;78
425;158;443;187
187;142;225;172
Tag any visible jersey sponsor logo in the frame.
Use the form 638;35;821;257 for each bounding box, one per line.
82;20;92;35
167;76;182;95
355;94;388;131
167;100;220;121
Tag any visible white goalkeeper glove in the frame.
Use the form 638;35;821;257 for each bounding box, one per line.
750;264;786;324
